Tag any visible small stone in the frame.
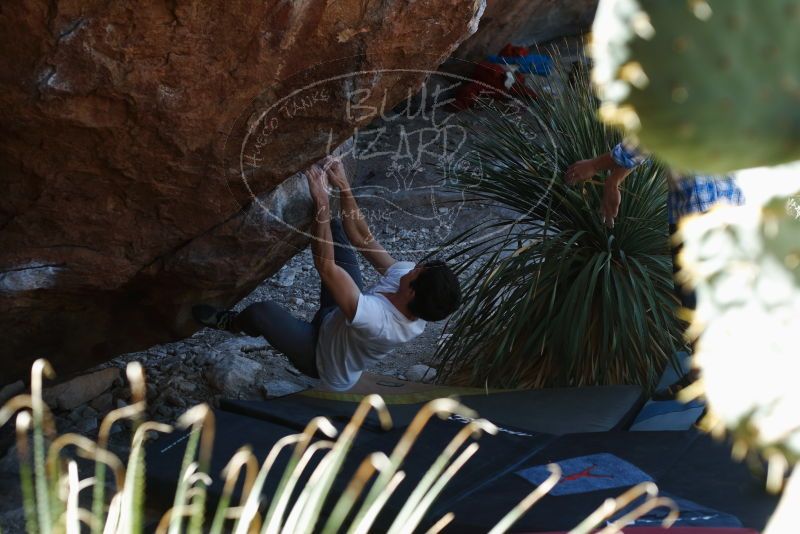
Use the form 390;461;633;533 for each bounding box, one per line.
293;298;305;307
286;366;303;377
75;417;98;434
405;364;437;383
159;360;179;374
165;392;187;408
173;379;197;393
54;417;72;432
81;406;98;418
43;367;120;410
194;351;220;367
205;355;263;395
261;379;306;398
115;399;128;409
90;392;114;413
274;266;297;287
216;336;267;354
149;348;168;359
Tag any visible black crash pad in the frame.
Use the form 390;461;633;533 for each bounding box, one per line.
221;384;644;435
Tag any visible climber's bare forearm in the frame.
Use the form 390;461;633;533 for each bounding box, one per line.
339;188;373;246
311;202;359;320
338;188;396;275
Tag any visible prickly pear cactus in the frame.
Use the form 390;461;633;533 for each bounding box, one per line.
679;166;800;466
590;0;800;174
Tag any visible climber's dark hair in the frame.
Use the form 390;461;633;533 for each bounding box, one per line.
408;260;461;322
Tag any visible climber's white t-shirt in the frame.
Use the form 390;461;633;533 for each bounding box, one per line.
315;261;426;391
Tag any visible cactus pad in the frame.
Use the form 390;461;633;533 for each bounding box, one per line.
591;0;800;174
679;166;800;464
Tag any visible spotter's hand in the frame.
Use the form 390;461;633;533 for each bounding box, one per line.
564;159;598;185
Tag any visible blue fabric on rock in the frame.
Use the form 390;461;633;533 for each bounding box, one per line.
486;53;554;75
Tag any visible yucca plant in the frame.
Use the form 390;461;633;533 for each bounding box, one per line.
436;59;683;390
0;360;679;533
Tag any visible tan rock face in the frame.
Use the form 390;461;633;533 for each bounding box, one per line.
448;0;597;67
0;0;484;384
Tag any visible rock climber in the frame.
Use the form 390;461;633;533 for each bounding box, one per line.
193;156;462;391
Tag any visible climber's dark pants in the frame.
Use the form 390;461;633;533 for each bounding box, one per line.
233;219;363;379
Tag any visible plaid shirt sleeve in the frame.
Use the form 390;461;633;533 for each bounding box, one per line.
608;140;745;223
668;175;745;223
610;140;649;169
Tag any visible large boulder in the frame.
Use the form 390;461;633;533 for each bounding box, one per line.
447;0;597;69
0;0;485;384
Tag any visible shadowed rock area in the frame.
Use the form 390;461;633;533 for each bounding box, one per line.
446;0;597;70
0;0;485;384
